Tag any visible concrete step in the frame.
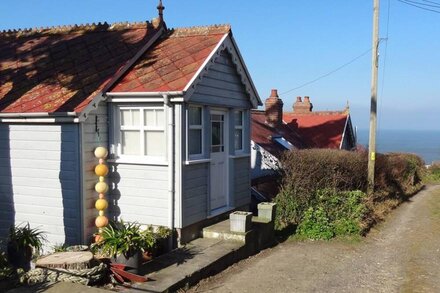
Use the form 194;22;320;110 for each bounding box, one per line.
202;219;253;242
127;238;246;293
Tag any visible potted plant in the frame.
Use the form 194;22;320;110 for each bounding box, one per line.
7;223;46;271
94;220;155;274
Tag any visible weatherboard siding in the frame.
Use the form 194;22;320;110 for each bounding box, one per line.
189;50;251;108
182;163;209;227
107;163;169;227
233;156;251;207
81;103;109;242
0;124;81;248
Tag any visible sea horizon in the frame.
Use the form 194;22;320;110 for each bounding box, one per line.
356;129;440;165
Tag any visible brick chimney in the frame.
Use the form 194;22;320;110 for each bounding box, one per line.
265;89;283;127
293;96;313;113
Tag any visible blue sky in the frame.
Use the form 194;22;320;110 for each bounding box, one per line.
1;0;439;130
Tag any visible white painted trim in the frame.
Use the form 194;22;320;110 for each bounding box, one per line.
229;34;262;107
339;114;349;150
0;117;79;123
184;158;211;165
109;98;165;103
229;153;251;159
107;158;168;166
108;97;184;103
0;112;77;118
183;33;230;93
107;91;184;97
183;34;261;109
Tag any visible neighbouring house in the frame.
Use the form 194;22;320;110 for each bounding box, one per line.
251;89;356;198
0;4;261;248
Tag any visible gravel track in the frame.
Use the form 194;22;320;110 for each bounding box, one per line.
187;185;440;293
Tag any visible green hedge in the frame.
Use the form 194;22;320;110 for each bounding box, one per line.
275;149;424;238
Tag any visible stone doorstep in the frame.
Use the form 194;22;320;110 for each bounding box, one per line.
127;237;245;293
202;219;252;242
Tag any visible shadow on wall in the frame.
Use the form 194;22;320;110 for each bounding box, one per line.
108;164;122;222
60;125;81;246
0;124;15;246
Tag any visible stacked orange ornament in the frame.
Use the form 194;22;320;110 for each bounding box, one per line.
94;147;109;241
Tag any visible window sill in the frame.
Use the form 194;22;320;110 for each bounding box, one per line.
229;153;251;159
184;158;211;165
108;158;168;166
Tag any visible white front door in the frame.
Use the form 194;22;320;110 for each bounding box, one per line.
210;110;228;211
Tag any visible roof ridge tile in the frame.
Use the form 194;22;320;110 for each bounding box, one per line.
0;20;153;38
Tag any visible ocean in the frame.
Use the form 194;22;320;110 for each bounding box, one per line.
356;129;440;165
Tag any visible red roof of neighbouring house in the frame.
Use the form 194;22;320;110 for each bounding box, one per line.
284;112;349;149
0;19;230;114
251;110;304;157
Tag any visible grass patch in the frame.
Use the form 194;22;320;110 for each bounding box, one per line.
423;164;440;184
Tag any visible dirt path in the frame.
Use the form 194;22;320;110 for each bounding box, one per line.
187;185;440;293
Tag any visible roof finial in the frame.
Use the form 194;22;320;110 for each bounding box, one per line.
157;0;165;22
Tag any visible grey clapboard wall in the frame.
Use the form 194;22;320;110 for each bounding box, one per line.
182;49;252;227
80;102;108;242
108;164;169;227
0;124;81;248
189;50;251;109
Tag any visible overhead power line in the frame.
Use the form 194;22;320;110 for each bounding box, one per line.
398;0;440;13
279;48;372;96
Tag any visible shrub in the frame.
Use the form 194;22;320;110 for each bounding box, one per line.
279;189;368;239
275;149;424;238
423;163;440;184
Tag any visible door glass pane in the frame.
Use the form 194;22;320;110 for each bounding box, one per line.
235;129;243;150
189;107;202;125
121;130;140;155
144;109;155;126
212;121;222;146
189;129;202;155
145;131;165;156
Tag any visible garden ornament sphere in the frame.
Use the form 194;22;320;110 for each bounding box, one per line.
95;164;109;177
95;199;108;211
95;216;109;228
94;147;108;159
95;182;109;194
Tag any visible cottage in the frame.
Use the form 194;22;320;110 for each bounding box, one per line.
0;3;261;248
251;90;356;198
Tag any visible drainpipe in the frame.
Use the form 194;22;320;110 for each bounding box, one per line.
164;94;175;249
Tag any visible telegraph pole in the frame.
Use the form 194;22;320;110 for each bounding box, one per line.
367;0;380;195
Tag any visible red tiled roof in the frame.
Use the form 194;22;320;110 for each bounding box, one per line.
0;22;230;114
0;22;160;113
284;112;348;149
251;110;304;157
111;26;230;93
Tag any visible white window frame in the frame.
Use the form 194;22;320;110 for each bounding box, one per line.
187;105;204;160
112;105;167;165
234;110;244;153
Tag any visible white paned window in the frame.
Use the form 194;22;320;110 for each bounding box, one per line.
234;110;244;151
188;106;203;158
117;106;166;161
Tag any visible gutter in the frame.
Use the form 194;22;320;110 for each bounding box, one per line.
0;112;77;118
164;94;176;249
106;91;184;97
